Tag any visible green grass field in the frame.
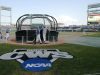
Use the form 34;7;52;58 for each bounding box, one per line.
83;32;100;37
0;43;100;75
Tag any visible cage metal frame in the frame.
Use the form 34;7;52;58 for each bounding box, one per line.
16;14;58;31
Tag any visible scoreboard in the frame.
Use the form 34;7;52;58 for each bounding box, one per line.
88;3;100;25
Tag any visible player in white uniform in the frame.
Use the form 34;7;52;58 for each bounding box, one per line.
6;32;10;40
36;26;42;43
43;26;47;43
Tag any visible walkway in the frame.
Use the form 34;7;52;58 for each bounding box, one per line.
59;32;100;47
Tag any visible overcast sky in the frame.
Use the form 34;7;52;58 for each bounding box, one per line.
0;0;100;25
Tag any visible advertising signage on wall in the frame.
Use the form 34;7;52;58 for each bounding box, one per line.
0;49;73;72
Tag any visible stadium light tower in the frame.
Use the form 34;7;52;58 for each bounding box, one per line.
0;6;12;27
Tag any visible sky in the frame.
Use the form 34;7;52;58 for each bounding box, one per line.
0;0;100;25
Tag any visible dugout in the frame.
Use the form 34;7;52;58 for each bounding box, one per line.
16;14;58;43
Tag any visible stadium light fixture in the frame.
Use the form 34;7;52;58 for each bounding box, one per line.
0;6;11;11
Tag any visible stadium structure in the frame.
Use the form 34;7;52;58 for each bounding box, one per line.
88;3;100;26
0;6;12;32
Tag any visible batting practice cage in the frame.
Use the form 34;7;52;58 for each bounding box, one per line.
16;14;59;43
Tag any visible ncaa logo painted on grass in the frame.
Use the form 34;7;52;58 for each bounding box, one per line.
0;49;73;72
22;58;52;71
